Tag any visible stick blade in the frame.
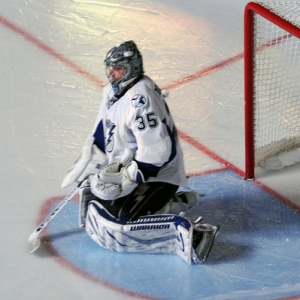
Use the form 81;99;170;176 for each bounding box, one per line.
28;234;41;253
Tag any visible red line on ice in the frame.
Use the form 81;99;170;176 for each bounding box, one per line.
179;130;245;177
162;54;244;90
0;15;105;87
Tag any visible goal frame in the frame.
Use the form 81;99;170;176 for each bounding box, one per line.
244;2;300;180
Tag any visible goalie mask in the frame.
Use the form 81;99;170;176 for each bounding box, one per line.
104;41;144;97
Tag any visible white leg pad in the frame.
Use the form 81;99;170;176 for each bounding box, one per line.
85;200;199;264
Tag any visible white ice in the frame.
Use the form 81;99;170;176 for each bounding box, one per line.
1;0;300;299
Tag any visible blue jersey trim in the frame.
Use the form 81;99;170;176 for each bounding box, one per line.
93;120;106;152
136;120;177;178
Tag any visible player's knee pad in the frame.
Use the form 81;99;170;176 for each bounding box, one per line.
85;200;202;264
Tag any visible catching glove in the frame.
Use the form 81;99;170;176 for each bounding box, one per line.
91;151;145;200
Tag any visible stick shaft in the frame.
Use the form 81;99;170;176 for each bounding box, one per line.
28;181;84;242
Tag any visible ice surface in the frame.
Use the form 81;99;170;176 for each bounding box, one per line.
1;0;300;299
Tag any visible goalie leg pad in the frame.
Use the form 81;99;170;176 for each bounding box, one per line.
85;200;200;264
79;186;97;227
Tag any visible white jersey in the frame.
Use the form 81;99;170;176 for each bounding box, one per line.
92;75;187;187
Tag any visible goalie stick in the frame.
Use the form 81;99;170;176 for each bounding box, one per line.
28;180;87;253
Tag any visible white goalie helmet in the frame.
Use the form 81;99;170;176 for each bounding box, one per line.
104;40;144;96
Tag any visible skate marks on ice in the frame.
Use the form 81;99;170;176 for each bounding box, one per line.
35;170;300;300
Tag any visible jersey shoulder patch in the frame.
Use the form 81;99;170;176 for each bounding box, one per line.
131;94;147;108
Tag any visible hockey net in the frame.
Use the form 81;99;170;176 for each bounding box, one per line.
244;2;300;179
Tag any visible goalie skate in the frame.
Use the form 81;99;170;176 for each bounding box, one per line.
193;223;220;262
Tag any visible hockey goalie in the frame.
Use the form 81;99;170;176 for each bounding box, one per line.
61;41;219;264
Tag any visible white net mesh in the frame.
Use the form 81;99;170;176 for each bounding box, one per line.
253;2;300;166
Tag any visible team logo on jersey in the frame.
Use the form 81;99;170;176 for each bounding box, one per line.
105;119;115;153
131;94;146;108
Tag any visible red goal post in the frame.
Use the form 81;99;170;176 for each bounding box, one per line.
244;2;300;179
